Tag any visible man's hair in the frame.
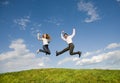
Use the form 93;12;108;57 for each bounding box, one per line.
63;33;68;36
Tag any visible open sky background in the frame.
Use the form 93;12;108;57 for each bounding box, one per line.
0;0;120;73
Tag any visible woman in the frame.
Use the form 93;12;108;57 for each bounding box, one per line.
37;32;51;55
56;28;81;58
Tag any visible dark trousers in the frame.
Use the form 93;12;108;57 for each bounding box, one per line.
57;43;79;55
39;45;51;55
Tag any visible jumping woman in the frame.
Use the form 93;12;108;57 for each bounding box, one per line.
56;28;81;58
37;33;51;55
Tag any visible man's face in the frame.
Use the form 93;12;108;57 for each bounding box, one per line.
64;34;68;39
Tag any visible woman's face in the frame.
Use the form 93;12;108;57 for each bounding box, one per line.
43;34;46;38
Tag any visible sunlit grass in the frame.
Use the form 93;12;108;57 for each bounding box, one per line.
0;68;120;83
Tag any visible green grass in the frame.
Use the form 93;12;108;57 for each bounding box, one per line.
0;68;120;83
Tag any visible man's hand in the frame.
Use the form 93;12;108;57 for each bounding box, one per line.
73;28;75;30
62;31;64;33
61;31;65;34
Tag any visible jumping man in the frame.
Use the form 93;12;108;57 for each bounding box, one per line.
56;28;81;58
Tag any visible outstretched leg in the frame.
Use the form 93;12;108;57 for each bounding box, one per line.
43;45;51;55
38;45;51;55
69;43;81;58
56;46;69;56
39;49;46;54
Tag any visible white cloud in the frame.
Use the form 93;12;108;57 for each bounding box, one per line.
83;49;102;57
76;43;120;66
0;39;51;73
83;43;120;57
0;39;34;61
57;42;120;69
13;15;42;37
116;0;120;2
1;1;9;5
76;50;120;66
58;57;79;65
1;57;50;73
44;17;63;26
73;57;80;61
14;16;30;30
77;1;100;23
105;43;120;49
30;23;42;37
38;62;45;67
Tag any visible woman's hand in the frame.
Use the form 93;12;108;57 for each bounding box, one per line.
37;32;41;40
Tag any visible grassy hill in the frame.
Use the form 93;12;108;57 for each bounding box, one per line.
0;68;120;83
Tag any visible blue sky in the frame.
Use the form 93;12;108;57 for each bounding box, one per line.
0;0;120;73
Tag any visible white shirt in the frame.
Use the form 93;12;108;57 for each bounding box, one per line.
37;33;49;45
41;38;49;45
61;29;75;44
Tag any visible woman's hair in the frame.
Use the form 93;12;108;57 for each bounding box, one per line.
42;34;51;40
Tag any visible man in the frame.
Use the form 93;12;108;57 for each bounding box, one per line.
56;28;81;58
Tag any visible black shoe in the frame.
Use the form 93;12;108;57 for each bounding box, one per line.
46;52;51;55
78;51;81;58
56;51;58;56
